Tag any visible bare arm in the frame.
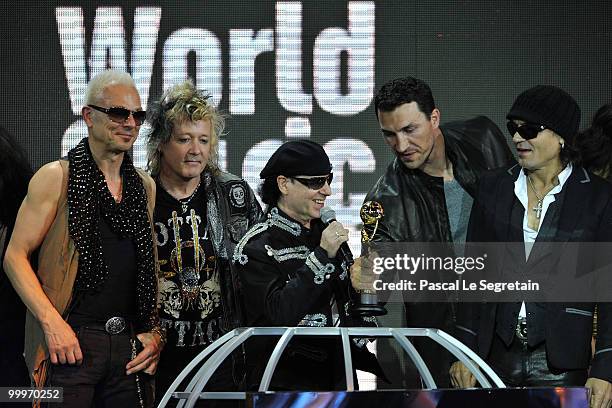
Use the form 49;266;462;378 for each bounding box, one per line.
3;161;82;365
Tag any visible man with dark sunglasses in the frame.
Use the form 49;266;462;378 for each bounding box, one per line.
359;77;514;388
452;85;612;408
506;121;547;141
291;173;334;190
3;69;162;407
233;140;383;390
88;104;147;126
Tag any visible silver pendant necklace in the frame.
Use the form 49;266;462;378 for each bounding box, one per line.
178;180;201;213
160;178;202;214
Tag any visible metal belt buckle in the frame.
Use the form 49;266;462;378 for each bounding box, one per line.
515;317;528;342
105;317;127;335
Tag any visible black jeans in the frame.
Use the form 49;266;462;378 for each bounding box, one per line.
487;334;588;387
45;325;154;408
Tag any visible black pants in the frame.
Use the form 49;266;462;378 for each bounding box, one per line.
45;325;154;408
405;302;453;388
487;334;588;387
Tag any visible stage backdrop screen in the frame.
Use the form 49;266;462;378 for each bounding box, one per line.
2;1;611;249
2;0;611;389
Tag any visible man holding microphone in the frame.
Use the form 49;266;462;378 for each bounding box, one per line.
234;140;382;390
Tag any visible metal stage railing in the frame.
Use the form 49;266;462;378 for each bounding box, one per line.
157;327;506;408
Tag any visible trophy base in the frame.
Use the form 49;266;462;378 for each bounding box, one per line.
350;302;387;317
349;292;387;317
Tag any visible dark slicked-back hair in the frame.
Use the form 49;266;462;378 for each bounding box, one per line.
576;103;612;181
0;126;32;229
259;177;281;207
374;77;436;120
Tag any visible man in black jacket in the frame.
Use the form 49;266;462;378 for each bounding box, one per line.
451;86;612;408
146;80;263;404
360;77;514;386
235;140;381;391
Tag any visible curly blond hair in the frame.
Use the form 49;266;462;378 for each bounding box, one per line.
146;80;225;176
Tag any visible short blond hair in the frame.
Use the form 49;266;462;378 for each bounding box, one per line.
85;70;136;105
146;80;225;176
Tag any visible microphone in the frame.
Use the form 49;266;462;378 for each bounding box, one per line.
320;207;354;267
321;206;386;317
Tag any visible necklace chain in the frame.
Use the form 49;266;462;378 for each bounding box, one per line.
527;175;544;202
106;177;123;203
179;181;201;213
160;178;201;213
527;175;556;220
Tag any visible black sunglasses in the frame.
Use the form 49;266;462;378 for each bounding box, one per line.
88;104;147;126
291;173;333;190
507;121;547;140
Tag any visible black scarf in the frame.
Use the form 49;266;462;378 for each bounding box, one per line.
67;138;158;330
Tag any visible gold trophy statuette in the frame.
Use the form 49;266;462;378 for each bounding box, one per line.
360;200;384;243
351;201;387;316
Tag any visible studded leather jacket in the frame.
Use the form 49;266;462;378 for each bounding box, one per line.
363;116;514;244
202;169;263;332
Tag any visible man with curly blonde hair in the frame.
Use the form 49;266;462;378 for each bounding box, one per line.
146;80;262;404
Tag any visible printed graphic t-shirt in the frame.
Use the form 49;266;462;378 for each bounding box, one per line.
153;183;223;388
